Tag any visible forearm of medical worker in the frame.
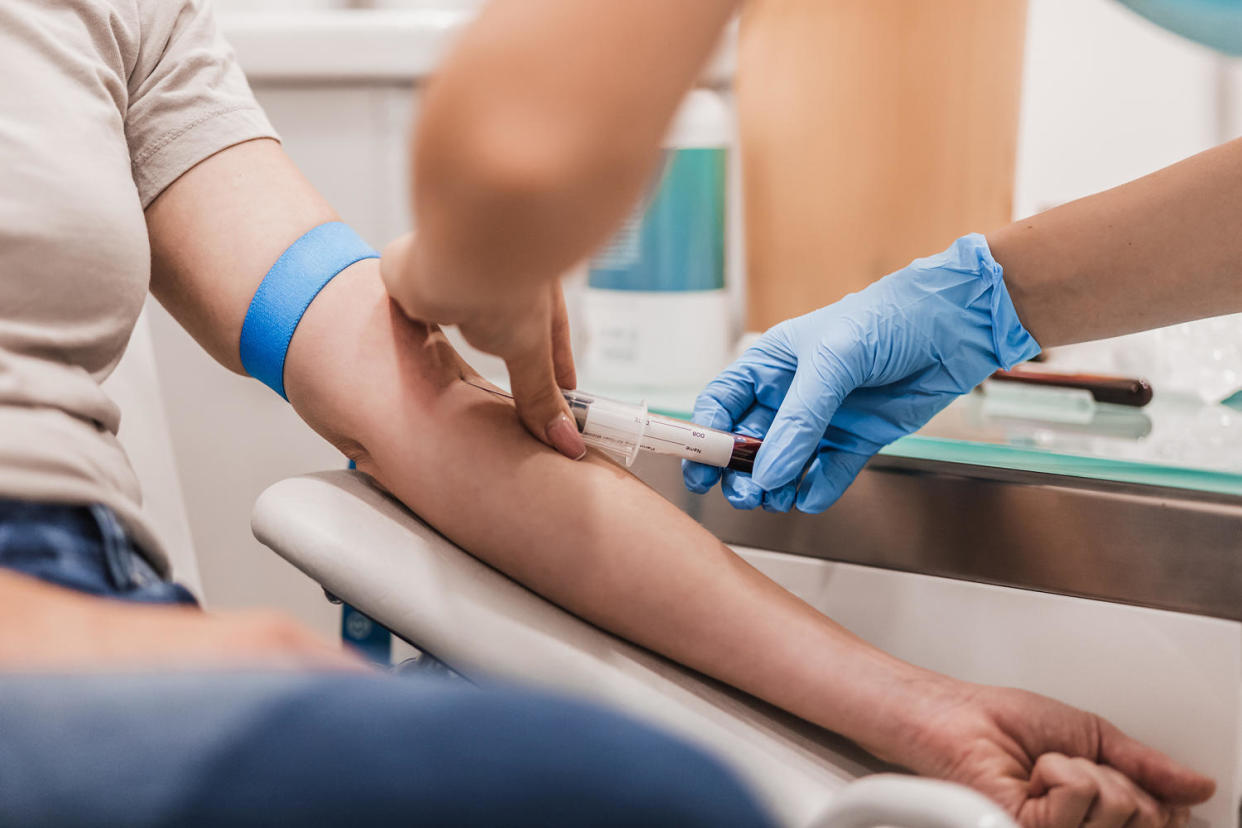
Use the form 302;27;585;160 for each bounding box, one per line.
992;135;1242;346
379;0;738;456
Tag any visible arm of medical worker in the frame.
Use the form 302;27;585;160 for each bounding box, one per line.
992;136;1242;345
146;139;1212;828
688;136;1242;513
379;0;739;458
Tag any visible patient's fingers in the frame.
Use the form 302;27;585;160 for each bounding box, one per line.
1097;718;1216;808
1022;753;1100;827
1021;753;1174;828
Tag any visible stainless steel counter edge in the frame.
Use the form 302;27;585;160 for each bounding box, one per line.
633;453;1242;622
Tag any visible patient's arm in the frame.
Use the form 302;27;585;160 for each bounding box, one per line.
147;140;1213;828
0;570;364;673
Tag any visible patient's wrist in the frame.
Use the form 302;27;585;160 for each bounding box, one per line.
841;663;974;769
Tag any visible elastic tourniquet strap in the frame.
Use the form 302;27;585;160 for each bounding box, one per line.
239;222;379;399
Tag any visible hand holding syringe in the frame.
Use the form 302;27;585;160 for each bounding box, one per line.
465;379;761;472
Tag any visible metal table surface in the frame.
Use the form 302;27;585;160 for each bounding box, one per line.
634;453;1242;622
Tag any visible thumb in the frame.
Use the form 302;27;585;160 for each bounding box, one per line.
506;331;587;461
379;234;420;318
1098;719;1216;806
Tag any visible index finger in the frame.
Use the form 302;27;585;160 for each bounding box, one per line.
684;355;779;494
1096;719;1216;807
504;324;586;461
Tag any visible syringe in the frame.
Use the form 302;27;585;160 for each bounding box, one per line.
465;379;762;472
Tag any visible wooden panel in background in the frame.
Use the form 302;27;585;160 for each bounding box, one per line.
738;0;1028;330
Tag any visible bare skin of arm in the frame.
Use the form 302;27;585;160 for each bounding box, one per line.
0;570;364;673
991;137;1242;346
143;139;1212;828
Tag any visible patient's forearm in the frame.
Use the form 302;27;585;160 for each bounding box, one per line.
284;265;954;763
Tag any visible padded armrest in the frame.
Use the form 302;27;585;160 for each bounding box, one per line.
252;470;1016;828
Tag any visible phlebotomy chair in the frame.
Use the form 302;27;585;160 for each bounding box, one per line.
252;469;1017;828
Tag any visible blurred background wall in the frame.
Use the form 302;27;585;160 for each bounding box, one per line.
149;0;1237;637
738;0;1029;330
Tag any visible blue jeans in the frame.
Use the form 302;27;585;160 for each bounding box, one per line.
0;500;772;827
0;499;195;605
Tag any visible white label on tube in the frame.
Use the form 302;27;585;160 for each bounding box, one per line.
642;415;734;467
580;402;647;464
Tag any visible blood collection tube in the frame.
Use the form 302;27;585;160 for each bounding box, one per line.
562;389;762;472
464;378;761;471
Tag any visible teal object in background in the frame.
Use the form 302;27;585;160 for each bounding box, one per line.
342;459;391;666
341;603;392;666
589;148;725;292
1116;0;1242;54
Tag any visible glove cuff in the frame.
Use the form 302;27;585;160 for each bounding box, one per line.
962;233;1042;369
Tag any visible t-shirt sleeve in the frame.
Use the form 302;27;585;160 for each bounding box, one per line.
126;0;278;208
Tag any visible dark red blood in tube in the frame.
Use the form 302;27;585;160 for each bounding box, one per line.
727;434;763;474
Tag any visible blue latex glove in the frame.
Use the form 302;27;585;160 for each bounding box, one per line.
683;233;1040;513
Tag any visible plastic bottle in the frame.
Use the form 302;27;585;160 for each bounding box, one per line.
581;89;732;404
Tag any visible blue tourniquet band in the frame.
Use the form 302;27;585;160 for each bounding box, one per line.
240;222;379;399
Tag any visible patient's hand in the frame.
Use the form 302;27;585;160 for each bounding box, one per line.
900;683;1212;827
0;570;368;673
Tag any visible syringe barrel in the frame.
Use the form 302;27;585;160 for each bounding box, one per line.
562;389;762;471
643;412;763;473
562;389;647;467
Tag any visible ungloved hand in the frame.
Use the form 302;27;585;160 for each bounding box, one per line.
683;233;1040;513
381;233;586;462
901;682;1213;827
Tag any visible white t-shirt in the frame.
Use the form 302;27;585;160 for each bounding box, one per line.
0;0;277;572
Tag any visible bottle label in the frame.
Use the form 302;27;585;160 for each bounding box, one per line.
588;147;725;292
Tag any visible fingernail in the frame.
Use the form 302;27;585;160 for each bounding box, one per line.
547;414;587;460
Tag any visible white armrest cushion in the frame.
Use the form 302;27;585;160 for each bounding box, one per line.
252;470;1014;828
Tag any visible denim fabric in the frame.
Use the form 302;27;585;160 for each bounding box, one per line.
0;504;774;827
0;672;773;827
0;675;770;828
0;499;195;605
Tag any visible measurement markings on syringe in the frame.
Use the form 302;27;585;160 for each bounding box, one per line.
644;420;702;455
642;416;735;465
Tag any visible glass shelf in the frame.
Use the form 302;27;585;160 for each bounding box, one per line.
649;390;1242;498
882;392;1242;497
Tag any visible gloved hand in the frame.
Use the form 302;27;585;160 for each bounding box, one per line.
683;233;1040;513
